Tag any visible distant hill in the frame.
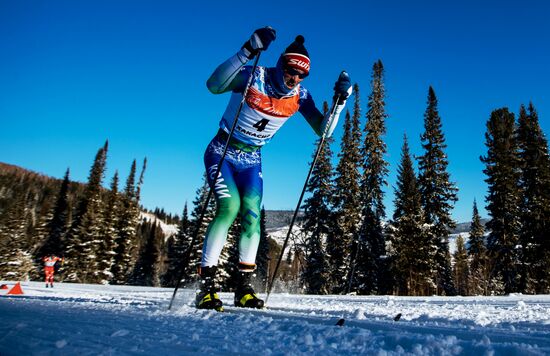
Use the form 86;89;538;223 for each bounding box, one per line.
0;162;73;187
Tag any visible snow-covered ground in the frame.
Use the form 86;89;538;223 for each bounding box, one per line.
1;281;549;355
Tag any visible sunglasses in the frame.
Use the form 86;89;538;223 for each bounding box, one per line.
283;65;308;79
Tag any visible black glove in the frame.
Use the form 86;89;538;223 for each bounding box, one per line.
242;27;276;59
333;71;352;104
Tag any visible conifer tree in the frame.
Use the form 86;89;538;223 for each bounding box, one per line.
468;200;489;295
329;85;362;293
0;193;34;280
353;60;389;294
481;107;521;293
516;103;550;293
135;158;147;202
162;203;190;287
389;135;430;295
64;142;108;283
255;207;271;292
301;102;334;294
453;235;469;295
128;220;162;286
111;160;141;284
35;168;71;260
93;171;120;284
417;87;458;295
162;235;177;286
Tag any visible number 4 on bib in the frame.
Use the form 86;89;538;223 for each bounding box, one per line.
252;119;270;132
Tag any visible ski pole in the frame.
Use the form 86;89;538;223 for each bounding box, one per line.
265;90;342;305
168;52;262;310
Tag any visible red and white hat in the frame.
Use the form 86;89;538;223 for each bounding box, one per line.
281;35;310;75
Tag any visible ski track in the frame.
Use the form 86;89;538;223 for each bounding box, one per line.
1;282;549;355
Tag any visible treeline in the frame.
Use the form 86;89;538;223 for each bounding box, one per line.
294;61;549;296
171;61;548;296
1;61;548;296
0;149;277;290
147;207;181;226
0;143;172;286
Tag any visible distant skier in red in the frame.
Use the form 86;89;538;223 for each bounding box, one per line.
43;255;63;288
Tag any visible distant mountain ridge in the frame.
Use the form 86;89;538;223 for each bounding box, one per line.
264;209;487;234
263;210;305;230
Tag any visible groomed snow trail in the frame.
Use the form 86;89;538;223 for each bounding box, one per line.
1;282;549;355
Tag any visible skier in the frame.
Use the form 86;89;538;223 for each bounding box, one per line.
43;255;63;288
196;27;352;311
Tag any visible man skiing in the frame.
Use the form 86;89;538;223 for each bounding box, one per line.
43;255;63;288
197;27;352;311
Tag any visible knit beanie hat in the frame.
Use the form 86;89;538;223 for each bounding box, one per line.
280;35;310;75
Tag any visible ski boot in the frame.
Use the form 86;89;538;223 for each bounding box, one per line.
195;266;223;312
234;271;264;309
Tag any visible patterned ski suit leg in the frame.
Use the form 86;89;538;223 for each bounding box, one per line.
44;267;54;284
235;166;262;271
201;136;262;270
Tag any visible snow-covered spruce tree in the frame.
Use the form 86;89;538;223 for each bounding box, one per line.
127;220;149;285
128;219;162;286
135;158;147;203
388;135;431;296
329;85;362;294
64;141;108;283
516;103;550;293
162;235;177;286
0;193;35;280
301;100;334;294
254;207;271;292
162;203;190;287
417;87;458;296
481;107;521;294
110;160;141;285
35;168;71;262
453;234;470;296
467;199;490;295
352;60;389;295
91;171;120;284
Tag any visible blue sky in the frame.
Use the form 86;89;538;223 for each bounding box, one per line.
1;0;549;223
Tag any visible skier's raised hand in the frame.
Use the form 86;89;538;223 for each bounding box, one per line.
333;71;352;104
242;27;276;59
320;71;352;138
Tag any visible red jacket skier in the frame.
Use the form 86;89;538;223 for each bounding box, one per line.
43;255;63;288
